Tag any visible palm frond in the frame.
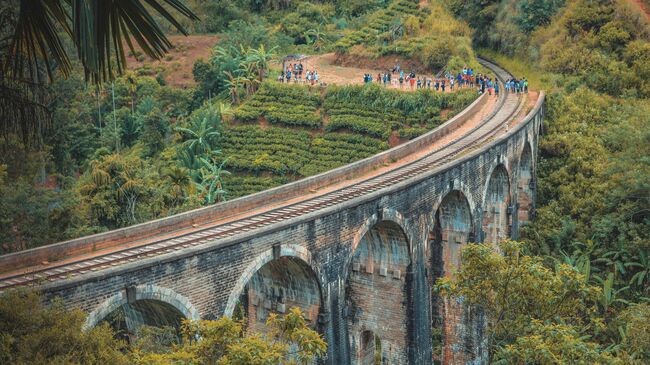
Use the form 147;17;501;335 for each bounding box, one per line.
5;0;199;84
73;0;199;83
8;0;72;81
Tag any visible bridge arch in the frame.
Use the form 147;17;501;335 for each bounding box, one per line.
347;217;412;365
430;190;475;364
349;208;413;263
516;142;535;228
481;163;512;245
358;329;383;365
84;285;199;337
431;189;474;275
226;244;323;333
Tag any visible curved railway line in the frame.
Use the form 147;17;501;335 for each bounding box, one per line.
0;59;526;290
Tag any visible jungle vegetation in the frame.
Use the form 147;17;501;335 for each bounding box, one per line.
438;0;650;363
0;0;480;253
0;0;648;364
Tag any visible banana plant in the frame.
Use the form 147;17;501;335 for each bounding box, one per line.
595;272;630;312
304;27;328;51
247;44;278;82
175;113;221;157
548;240;594;282
195;157;230;205
625;250;650;291
594;247;631;279
223;71;242;105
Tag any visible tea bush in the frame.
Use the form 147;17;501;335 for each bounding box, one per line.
220;126;312;175
234;82;322;128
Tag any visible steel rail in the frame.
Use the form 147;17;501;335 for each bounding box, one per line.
0;59;522;290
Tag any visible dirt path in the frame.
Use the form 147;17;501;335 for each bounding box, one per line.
125;35;220;88
630;0;650;20
275;53;463;93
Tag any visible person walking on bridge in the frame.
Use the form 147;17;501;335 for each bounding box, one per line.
523;78;529;93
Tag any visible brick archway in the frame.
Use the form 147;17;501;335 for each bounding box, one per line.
347;219;411;365
433;190;474;275
84;284;199;330
430;189;474;364
224;244;322;333
482;164;511;245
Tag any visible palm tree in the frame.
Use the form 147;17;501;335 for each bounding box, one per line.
1;1;198;141
247;44;277;83
164;166;191;206
175;115;221;158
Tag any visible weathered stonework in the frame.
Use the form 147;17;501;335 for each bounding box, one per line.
29;92;544;365
347;220;411;364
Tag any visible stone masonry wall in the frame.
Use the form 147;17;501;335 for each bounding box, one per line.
347;221;411;365
39;96;544;365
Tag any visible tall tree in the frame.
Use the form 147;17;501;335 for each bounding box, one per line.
0;289;129;364
434;241;611;362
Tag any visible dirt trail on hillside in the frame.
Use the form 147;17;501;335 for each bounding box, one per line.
276;53;462;93
125;35;219;87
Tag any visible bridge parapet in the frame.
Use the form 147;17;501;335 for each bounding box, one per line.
0;59;546;365
0;91;488;273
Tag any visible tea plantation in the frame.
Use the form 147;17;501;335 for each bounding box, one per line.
222;81;476;198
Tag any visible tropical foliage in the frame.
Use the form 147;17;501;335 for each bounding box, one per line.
0;289;326;365
335;0;481;73
435;241;630;364
0;289;130;365
446;0;650;362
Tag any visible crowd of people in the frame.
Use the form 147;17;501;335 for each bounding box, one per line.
367;67;460;93
363;64;529;97
277;60;529;96
278;62;319;86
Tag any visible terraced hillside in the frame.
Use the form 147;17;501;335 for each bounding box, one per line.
221;81;477;198
334;0;425;50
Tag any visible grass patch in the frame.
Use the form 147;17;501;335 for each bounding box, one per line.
477;49;559;92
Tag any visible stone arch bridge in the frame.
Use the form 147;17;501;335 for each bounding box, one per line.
0;60;544;364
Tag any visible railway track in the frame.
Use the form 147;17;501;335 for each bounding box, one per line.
0;59;523;290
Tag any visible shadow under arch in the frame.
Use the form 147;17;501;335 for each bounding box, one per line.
226;244;323;333
84;285;200;341
347;219;412;365
481;163;511;245
432;189;474;276
430;190;475;364
516;142;535;229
